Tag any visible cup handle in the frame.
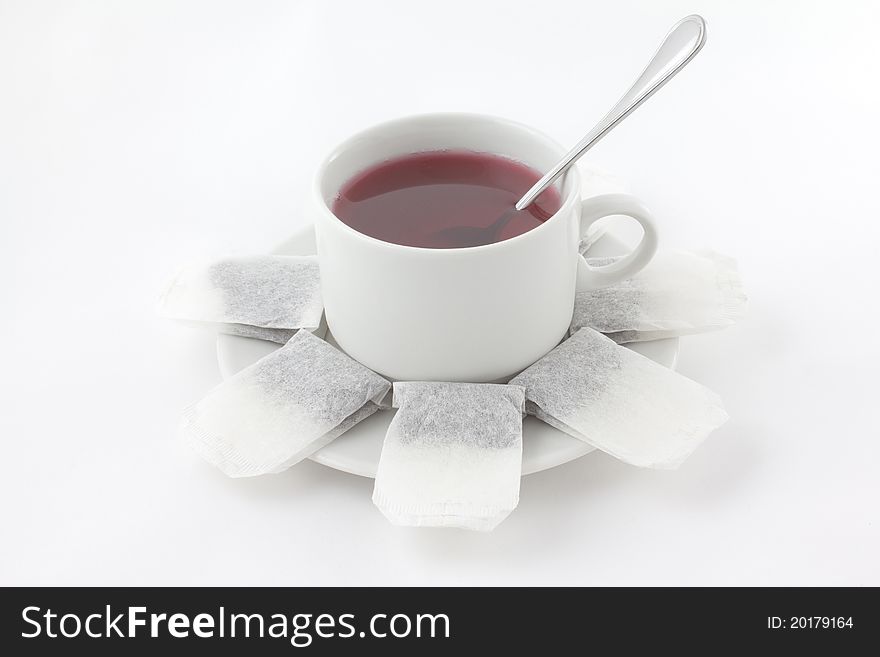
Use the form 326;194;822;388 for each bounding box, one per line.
577;193;658;288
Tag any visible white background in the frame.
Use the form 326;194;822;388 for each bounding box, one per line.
2;0;878;586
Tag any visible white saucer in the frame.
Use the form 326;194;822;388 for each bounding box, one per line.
217;226;679;478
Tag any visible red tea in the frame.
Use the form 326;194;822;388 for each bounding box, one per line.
331;151;562;249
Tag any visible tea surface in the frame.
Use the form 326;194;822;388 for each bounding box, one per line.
332;151;562;248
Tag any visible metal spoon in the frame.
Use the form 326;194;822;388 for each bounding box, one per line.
436;14;706;248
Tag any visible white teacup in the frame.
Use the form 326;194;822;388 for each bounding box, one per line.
313;113;657;382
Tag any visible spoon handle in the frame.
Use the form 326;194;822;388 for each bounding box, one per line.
515;15;707;210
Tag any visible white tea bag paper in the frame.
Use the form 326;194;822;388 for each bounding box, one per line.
571;250;746;343
510;328;728;469
373;382;526;531
180;331;390;477
158;255;323;343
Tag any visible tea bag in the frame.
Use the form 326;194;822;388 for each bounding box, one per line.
510;328;728;469
373;382;526;531
158;255;323;343
571;250;747;343
180;330;390;477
